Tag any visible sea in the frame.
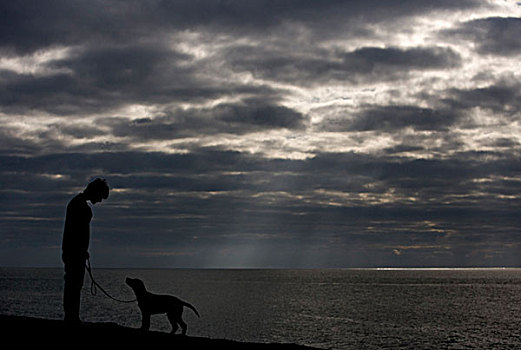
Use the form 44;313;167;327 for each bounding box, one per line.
1;267;521;349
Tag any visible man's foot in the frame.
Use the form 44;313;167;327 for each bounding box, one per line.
64;316;82;325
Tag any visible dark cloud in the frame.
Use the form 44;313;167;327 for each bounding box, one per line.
228;46;461;85
343;46;461;72
52;45;193;91
0;0;483;54
50;124;106;139
444;17;521;56
319;105;461;132
0;70;83;115
0;45;200;114
0;0;158;54
441;81;521;117
104;99;307;139
486;138;520;149
216;100;305;129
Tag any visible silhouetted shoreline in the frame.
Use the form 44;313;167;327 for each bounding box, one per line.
0;315;323;349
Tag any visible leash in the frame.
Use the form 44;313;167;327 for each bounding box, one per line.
85;258;137;303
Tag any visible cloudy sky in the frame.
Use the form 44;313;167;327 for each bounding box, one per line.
1;0;521;268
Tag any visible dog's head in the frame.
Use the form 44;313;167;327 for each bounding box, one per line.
125;277;146;294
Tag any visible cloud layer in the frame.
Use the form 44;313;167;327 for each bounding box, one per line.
1;0;520;267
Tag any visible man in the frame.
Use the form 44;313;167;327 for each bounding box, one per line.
62;178;109;323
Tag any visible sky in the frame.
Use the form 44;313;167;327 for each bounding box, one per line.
1;0;521;268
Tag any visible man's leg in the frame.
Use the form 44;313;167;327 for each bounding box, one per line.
63;261;85;322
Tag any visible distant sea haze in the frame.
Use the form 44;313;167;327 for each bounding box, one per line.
1;268;521;349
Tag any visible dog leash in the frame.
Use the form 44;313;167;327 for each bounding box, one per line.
85;258;137;303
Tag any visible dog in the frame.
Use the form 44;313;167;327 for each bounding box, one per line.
125;277;200;335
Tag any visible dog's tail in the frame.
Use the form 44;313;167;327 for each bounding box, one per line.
183;301;200;318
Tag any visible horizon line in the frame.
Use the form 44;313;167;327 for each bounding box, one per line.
1;265;521;270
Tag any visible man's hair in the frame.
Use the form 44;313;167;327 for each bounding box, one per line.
85;178;109;199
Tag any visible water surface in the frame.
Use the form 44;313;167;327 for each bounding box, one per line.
1;268;521;349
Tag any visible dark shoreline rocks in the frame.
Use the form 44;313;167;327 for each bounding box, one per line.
0;315;324;349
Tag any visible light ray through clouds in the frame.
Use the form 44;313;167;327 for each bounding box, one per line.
0;0;520;267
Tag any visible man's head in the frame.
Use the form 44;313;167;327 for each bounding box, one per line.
84;178;109;204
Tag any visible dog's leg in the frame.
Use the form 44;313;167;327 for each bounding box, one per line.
178;317;187;335
167;313;179;334
141;313;151;331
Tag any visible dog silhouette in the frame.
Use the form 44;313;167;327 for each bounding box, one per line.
125;277;200;334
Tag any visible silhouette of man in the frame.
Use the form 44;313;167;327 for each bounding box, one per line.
62;178;109;323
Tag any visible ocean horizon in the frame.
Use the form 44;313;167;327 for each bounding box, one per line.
2;267;521;349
